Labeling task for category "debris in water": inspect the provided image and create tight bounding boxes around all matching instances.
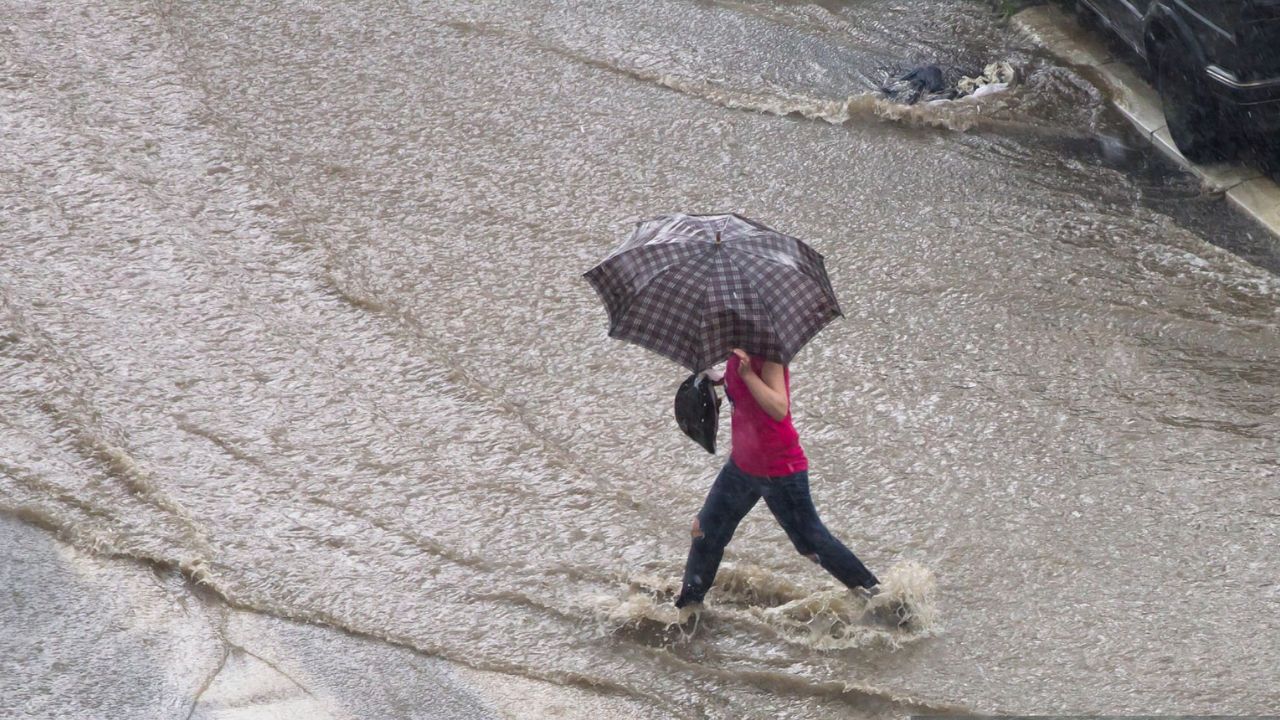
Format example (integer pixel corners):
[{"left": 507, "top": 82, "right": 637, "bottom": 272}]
[{"left": 881, "top": 61, "right": 1018, "bottom": 105}]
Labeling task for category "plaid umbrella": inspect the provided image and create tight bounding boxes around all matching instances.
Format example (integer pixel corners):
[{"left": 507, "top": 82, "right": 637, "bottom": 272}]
[{"left": 583, "top": 213, "right": 842, "bottom": 372}]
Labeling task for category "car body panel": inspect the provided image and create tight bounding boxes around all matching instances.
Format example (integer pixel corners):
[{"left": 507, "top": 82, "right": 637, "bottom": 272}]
[{"left": 1078, "top": 0, "right": 1280, "bottom": 132}]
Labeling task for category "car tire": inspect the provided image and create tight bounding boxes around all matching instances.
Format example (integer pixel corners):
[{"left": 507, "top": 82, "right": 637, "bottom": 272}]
[
  {"left": 1154, "top": 47, "right": 1231, "bottom": 163},
  {"left": 1073, "top": 1, "right": 1104, "bottom": 30}
]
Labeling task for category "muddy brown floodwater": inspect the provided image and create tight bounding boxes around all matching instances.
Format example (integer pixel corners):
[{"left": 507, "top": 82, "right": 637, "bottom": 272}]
[{"left": 2, "top": 0, "right": 1277, "bottom": 718}]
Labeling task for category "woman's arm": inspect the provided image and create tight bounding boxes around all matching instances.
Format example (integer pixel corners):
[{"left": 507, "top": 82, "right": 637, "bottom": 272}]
[{"left": 732, "top": 349, "right": 789, "bottom": 421}]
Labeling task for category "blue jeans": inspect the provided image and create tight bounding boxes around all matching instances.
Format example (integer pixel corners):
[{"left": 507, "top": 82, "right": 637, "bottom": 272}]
[{"left": 675, "top": 459, "right": 879, "bottom": 607}]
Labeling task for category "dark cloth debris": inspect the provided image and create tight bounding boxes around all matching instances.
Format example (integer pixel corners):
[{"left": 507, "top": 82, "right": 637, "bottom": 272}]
[{"left": 880, "top": 62, "right": 1017, "bottom": 105}]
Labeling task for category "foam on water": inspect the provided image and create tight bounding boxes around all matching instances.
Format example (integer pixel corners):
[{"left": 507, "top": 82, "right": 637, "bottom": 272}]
[{"left": 597, "top": 560, "right": 939, "bottom": 652}]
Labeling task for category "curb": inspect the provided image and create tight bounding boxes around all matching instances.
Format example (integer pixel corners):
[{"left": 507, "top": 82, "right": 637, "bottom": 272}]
[{"left": 1011, "top": 5, "right": 1280, "bottom": 245}]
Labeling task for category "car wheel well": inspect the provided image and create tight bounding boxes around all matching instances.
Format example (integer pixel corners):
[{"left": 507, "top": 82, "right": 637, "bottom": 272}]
[
  {"left": 1144, "top": 20, "right": 1174, "bottom": 66},
  {"left": 1150, "top": 24, "right": 1233, "bottom": 163}
]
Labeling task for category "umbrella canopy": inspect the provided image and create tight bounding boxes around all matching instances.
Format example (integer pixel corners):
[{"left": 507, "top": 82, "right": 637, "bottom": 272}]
[{"left": 583, "top": 213, "right": 842, "bottom": 372}]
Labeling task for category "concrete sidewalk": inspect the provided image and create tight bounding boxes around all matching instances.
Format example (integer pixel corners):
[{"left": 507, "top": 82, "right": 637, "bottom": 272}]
[{"left": 1012, "top": 5, "right": 1280, "bottom": 245}]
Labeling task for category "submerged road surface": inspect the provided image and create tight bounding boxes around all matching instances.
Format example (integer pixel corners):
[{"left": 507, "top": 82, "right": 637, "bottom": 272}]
[{"left": 2, "top": 0, "right": 1277, "bottom": 717}]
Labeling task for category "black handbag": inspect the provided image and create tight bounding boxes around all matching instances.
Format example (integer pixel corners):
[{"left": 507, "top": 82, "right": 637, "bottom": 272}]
[{"left": 674, "top": 373, "right": 722, "bottom": 454}]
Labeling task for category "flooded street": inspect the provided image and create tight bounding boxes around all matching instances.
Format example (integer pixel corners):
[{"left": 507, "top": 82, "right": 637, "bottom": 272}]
[{"left": 2, "top": 0, "right": 1278, "bottom": 717}]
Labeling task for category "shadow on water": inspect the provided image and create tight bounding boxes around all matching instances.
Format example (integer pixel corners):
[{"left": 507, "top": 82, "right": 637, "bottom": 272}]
[{"left": 1055, "top": 126, "right": 1280, "bottom": 274}]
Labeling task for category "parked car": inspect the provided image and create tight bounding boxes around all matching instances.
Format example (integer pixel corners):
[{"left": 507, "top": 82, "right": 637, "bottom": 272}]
[{"left": 1076, "top": 0, "right": 1280, "bottom": 162}]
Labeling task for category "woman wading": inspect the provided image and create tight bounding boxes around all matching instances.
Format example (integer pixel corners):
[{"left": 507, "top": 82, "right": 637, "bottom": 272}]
[
  {"left": 582, "top": 214, "right": 894, "bottom": 615},
  {"left": 674, "top": 348, "right": 880, "bottom": 609}
]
